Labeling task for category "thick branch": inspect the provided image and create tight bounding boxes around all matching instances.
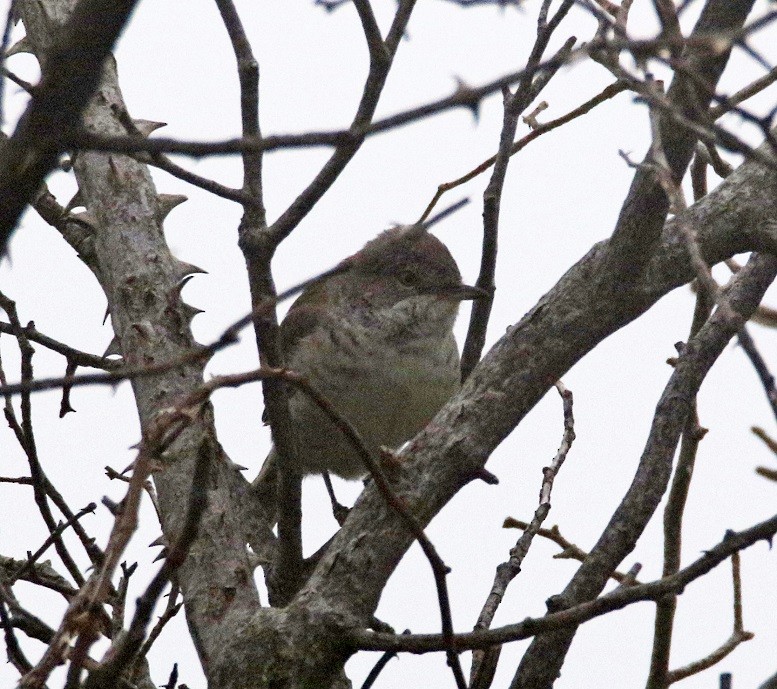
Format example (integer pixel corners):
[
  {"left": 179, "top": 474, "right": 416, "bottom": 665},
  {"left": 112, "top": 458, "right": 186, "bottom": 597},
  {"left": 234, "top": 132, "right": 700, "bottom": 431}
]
[
  {"left": 209, "top": 127, "right": 777, "bottom": 687},
  {"left": 603, "top": 0, "right": 755, "bottom": 280}
]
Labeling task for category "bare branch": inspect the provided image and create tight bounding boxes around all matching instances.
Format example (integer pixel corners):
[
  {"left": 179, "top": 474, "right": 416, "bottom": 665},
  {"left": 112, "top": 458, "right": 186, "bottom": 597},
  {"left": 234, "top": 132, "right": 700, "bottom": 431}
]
[
  {"left": 603, "top": 0, "right": 756, "bottom": 283},
  {"left": 646, "top": 289, "right": 712, "bottom": 689},
  {"left": 350, "top": 511, "right": 777, "bottom": 653},
  {"left": 460, "top": 13, "right": 576, "bottom": 379},
  {"left": 84, "top": 435, "right": 212, "bottom": 689},
  {"left": 419, "top": 81, "right": 628, "bottom": 227},
  {"left": 0, "top": 555, "right": 78, "bottom": 599},
  {"left": 0, "top": 322, "right": 121, "bottom": 370},
  {"left": 0, "top": 0, "right": 141, "bottom": 254},
  {"left": 511, "top": 248, "right": 776, "bottom": 688},
  {"left": 0, "top": 261, "right": 350, "bottom": 398},
  {"left": 665, "top": 554, "right": 754, "bottom": 683},
  {"left": 0, "top": 291, "right": 87, "bottom": 588},
  {"left": 8, "top": 502, "right": 97, "bottom": 586},
  {"left": 737, "top": 326, "right": 777, "bottom": 423},
  {"left": 470, "top": 381, "right": 575, "bottom": 688},
  {"left": 501, "top": 520, "right": 641, "bottom": 585},
  {"left": 266, "top": 0, "right": 417, "bottom": 247}
]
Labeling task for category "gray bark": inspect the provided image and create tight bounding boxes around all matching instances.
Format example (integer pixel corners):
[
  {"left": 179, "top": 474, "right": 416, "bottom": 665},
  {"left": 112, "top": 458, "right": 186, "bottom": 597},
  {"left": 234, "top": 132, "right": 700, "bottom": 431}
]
[{"left": 11, "top": 0, "right": 777, "bottom": 687}]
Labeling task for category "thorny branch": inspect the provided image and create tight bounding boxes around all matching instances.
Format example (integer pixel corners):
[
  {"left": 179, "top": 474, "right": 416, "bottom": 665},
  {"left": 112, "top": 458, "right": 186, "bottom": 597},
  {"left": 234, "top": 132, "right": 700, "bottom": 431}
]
[
  {"left": 0, "top": 0, "right": 777, "bottom": 686},
  {"left": 60, "top": 21, "right": 777, "bottom": 160},
  {"left": 511, "top": 247, "right": 777, "bottom": 689},
  {"left": 0, "top": 291, "right": 88, "bottom": 588},
  {"left": 8, "top": 502, "right": 97, "bottom": 586},
  {"left": 0, "top": 0, "right": 142, "bottom": 254},
  {"left": 18, "top": 371, "right": 217, "bottom": 688},
  {"left": 419, "top": 80, "right": 629, "bottom": 224},
  {"left": 0, "top": 262, "right": 350, "bottom": 399}
]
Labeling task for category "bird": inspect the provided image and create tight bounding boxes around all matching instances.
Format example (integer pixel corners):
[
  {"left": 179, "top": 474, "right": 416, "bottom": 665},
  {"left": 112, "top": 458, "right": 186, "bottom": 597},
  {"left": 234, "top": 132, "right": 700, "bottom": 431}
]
[{"left": 253, "top": 219, "right": 482, "bottom": 507}]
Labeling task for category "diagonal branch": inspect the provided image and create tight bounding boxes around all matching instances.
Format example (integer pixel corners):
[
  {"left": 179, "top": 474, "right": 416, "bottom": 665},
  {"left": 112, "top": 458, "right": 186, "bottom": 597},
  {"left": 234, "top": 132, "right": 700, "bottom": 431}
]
[
  {"left": 0, "top": 0, "right": 140, "bottom": 255},
  {"left": 461, "top": 0, "right": 575, "bottom": 379},
  {"left": 510, "top": 251, "right": 776, "bottom": 689},
  {"left": 603, "top": 0, "right": 756, "bottom": 281},
  {"left": 266, "top": 0, "right": 417, "bottom": 247}
]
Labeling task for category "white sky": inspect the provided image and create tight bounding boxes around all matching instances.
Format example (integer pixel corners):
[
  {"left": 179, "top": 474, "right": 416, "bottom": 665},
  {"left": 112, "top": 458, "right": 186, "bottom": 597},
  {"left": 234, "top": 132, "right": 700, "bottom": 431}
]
[{"left": 2, "top": 1, "right": 777, "bottom": 688}]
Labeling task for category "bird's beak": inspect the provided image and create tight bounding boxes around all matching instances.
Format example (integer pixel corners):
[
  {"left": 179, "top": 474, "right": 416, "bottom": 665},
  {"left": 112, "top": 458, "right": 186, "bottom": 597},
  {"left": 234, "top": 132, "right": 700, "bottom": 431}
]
[{"left": 440, "top": 284, "right": 490, "bottom": 301}]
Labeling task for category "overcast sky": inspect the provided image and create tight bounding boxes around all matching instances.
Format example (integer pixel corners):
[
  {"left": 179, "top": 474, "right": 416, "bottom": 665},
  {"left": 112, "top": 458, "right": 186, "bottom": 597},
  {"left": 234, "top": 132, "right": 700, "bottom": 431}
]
[{"left": 2, "top": 1, "right": 777, "bottom": 687}]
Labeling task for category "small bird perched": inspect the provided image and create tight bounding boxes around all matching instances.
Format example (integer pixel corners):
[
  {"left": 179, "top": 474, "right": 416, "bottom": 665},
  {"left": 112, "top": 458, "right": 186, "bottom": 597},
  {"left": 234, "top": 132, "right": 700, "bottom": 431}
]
[{"left": 254, "top": 220, "right": 482, "bottom": 499}]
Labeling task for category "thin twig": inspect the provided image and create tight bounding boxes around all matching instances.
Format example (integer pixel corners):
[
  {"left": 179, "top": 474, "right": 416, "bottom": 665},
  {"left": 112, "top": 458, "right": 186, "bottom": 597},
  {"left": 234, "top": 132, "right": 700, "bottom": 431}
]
[
  {"left": 266, "top": 0, "right": 417, "bottom": 248},
  {"left": 646, "top": 288, "right": 712, "bottom": 689},
  {"left": 0, "top": 555, "right": 78, "bottom": 598},
  {"left": 360, "top": 649, "right": 398, "bottom": 689},
  {"left": 418, "top": 81, "right": 628, "bottom": 225},
  {"left": 666, "top": 554, "right": 754, "bottom": 684},
  {"left": 8, "top": 502, "right": 97, "bottom": 585},
  {"left": 0, "top": 322, "right": 122, "bottom": 370},
  {"left": 112, "top": 562, "right": 137, "bottom": 639},
  {"left": 0, "top": 292, "right": 87, "bottom": 588},
  {"left": 84, "top": 435, "right": 212, "bottom": 688},
  {"left": 0, "top": 585, "right": 33, "bottom": 675},
  {"left": 105, "top": 465, "right": 162, "bottom": 522},
  {"left": 0, "top": 261, "right": 350, "bottom": 398},
  {"left": 461, "top": 2, "right": 576, "bottom": 380},
  {"left": 501, "top": 520, "right": 640, "bottom": 585},
  {"left": 470, "top": 381, "right": 575, "bottom": 688},
  {"left": 58, "top": 28, "right": 776, "bottom": 160},
  {"left": 134, "top": 583, "right": 181, "bottom": 664},
  {"left": 214, "top": 0, "right": 303, "bottom": 605},
  {"left": 0, "top": 475, "right": 33, "bottom": 484},
  {"left": 19, "top": 396, "right": 191, "bottom": 688},
  {"left": 350, "top": 511, "right": 777, "bottom": 654},
  {"left": 737, "top": 326, "right": 777, "bottom": 423},
  {"left": 709, "top": 66, "right": 777, "bottom": 120}
]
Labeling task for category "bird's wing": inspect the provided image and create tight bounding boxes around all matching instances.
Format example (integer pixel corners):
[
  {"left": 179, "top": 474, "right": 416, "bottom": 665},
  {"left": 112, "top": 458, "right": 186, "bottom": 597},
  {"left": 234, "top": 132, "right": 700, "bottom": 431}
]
[{"left": 261, "top": 285, "right": 332, "bottom": 425}]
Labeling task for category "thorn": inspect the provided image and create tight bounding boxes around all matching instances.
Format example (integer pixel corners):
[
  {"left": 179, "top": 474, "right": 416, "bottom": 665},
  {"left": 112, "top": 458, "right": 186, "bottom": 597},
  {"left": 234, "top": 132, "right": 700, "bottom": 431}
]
[
  {"left": 6, "top": 36, "right": 32, "bottom": 57},
  {"left": 62, "top": 190, "right": 84, "bottom": 215},
  {"left": 172, "top": 259, "right": 207, "bottom": 283},
  {"left": 452, "top": 76, "right": 480, "bottom": 123},
  {"left": 132, "top": 119, "right": 167, "bottom": 137},
  {"left": 149, "top": 534, "right": 167, "bottom": 548},
  {"left": 59, "top": 399, "right": 75, "bottom": 417},
  {"left": 69, "top": 210, "right": 98, "bottom": 230},
  {"left": 180, "top": 301, "right": 205, "bottom": 323},
  {"left": 156, "top": 194, "right": 187, "bottom": 223},
  {"left": 102, "top": 335, "right": 122, "bottom": 358},
  {"left": 153, "top": 547, "right": 169, "bottom": 563},
  {"left": 473, "top": 467, "right": 499, "bottom": 485}
]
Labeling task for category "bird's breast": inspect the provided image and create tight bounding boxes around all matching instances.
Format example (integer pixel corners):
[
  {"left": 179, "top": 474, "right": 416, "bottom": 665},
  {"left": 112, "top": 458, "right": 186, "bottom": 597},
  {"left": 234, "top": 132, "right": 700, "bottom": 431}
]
[{"left": 288, "top": 321, "right": 460, "bottom": 477}]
